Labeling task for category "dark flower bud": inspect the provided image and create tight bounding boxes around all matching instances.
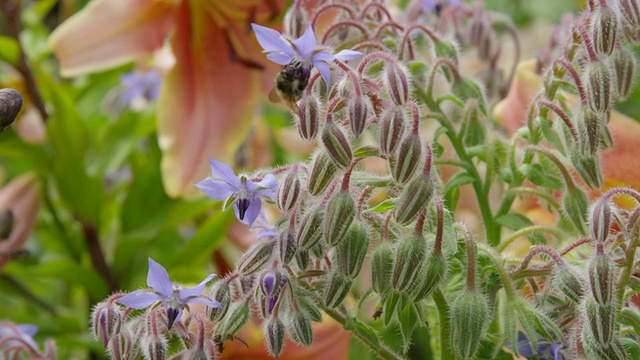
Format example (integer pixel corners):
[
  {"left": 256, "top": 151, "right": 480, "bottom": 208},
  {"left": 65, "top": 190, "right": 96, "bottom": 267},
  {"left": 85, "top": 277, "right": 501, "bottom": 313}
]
[
  {"left": 297, "top": 207, "right": 324, "bottom": 250},
  {"left": 91, "top": 297, "right": 124, "bottom": 347},
  {"left": 563, "top": 186, "right": 589, "bottom": 235},
  {"left": 279, "top": 227, "right": 297, "bottom": 265},
  {"left": 385, "top": 63, "right": 411, "bottom": 106},
  {"left": 295, "top": 249, "right": 309, "bottom": 270},
  {"left": 590, "top": 198, "right": 612, "bottom": 245},
  {"left": 393, "top": 133, "right": 422, "bottom": 185},
  {"left": 107, "top": 329, "right": 134, "bottom": 360},
  {"left": 237, "top": 241, "right": 274, "bottom": 276},
  {"left": 570, "top": 149, "right": 603, "bottom": 189},
  {"left": 323, "top": 190, "right": 356, "bottom": 247},
  {"left": 260, "top": 270, "right": 280, "bottom": 298},
  {"left": 391, "top": 232, "right": 427, "bottom": 293},
  {"left": 611, "top": 48, "right": 636, "bottom": 101},
  {"left": 324, "top": 271, "right": 353, "bottom": 307},
  {"left": 348, "top": 95, "right": 370, "bottom": 138},
  {"left": 143, "top": 338, "right": 167, "bottom": 360},
  {"left": 290, "top": 311, "right": 313, "bottom": 346},
  {"left": 450, "top": 291, "right": 489, "bottom": 360},
  {"left": 216, "top": 302, "right": 250, "bottom": 337},
  {"left": 412, "top": 252, "right": 448, "bottom": 301},
  {"left": 553, "top": 264, "right": 585, "bottom": 303},
  {"left": 296, "top": 95, "right": 320, "bottom": 140},
  {"left": 336, "top": 221, "right": 370, "bottom": 278},
  {"left": 308, "top": 152, "right": 337, "bottom": 196},
  {"left": 588, "top": 253, "right": 616, "bottom": 305},
  {"left": 583, "top": 61, "right": 613, "bottom": 114},
  {"left": 0, "top": 88, "right": 23, "bottom": 132},
  {"left": 371, "top": 242, "right": 394, "bottom": 295},
  {"left": 277, "top": 170, "right": 300, "bottom": 212},
  {"left": 379, "top": 106, "right": 406, "bottom": 155},
  {"left": 264, "top": 317, "right": 286, "bottom": 357},
  {"left": 583, "top": 296, "right": 617, "bottom": 345},
  {"left": 591, "top": 7, "right": 618, "bottom": 56},
  {"left": 208, "top": 280, "right": 231, "bottom": 321},
  {"left": 0, "top": 209, "right": 14, "bottom": 240},
  {"left": 394, "top": 175, "right": 434, "bottom": 225},
  {"left": 321, "top": 121, "right": 352, "bottom": 169}
]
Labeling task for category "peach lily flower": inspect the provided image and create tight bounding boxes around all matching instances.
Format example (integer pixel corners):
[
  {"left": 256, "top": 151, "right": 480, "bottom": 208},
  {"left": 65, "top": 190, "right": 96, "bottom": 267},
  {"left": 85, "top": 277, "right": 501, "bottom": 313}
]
[{"left": 49, "top": 0, "right": 284, "bottom": 198}]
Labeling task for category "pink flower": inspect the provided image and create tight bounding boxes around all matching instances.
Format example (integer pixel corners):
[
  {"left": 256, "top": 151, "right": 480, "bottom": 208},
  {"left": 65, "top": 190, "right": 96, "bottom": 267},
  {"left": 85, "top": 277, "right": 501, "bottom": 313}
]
[{"left": 49, "top": 0, "right": 285, "bottom": 198}]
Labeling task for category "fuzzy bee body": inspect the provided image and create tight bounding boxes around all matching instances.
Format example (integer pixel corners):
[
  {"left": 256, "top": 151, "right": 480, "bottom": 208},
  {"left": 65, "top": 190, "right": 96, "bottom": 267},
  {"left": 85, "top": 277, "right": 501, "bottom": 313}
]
[{"left": 269, "top": 61, "right": 311, "bottom": 111}]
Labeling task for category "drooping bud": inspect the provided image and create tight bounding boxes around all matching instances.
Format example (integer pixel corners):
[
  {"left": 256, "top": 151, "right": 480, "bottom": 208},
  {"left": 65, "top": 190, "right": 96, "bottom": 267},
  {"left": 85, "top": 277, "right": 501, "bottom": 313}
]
[
  {"left": 620, "top": 0, "right": 640, "bottom": 29},
  {"left": 394, "top": 175, "right": 434, "bottom": 225},
  {"left": 208, "top": 280, "right": 231, "bottom": 321},
  {"left": 379, "top": 106, "right": 406, "bottom": 155},
  {"left": 321, "top": 121, "right": 352, "bottom": 169},
  {"left": 563, "top": 186, "right": 589, "bottom": 235},
  {"left": 582, "top": 335, "right": 627, "bottom": 360},
  {"left": 279, "top": 227, "right": 297, "bottom": 265},
  {"left": 469, "top": 12, "right": 495, "bottom": 61},
  {"left": 391, "top": 232, "right": 427, "bottom": 293},
  {"left": 461, "top": 101, "right": 486, "bottom": 147},
  {"left": 583, "top": 61, "right": 613, "bottom": 114},
  {"left": 590, "top": 198, "right": 612, "bottom": 245},
  {"left": 553, "top": 264, "right": 585, "bottom": 303},
  {"left": 435, "top": 40, "right": 459, "bottom": 66},
  {"left": 450, "top": 291, "right": 489, "bottom": 360},
  {"left": 323, "top": 190, "right": 356, "bottom": 247},
  {"left": 0, "top": 209, "right": 14, "bottom": 239},
  {"left": 277, "top": 170, "right": 300, "bottom": 212},
  {"left": 348, "top": 95, "right": 370, "bottom": 138},
  {"left": 336, "top": 221, "right": 370, "bottom": 278},
  {"left": 0, "top": 88, "right": 23, "bottom": 132},
  {"left": 284, "top": 3, "right": 307, "bottom": 38},
  {"left": 611, "top": 48, "right": 636, "bottom": 101},
  {"left": 216, "top": 302, "right": 250, "bottom": 338},
  {"left": 308, "top": 152, "right": 337, "bottom": 196},
  {"left": 591, "top": 6, "right": 618, "bottom": 56},
  {"left": 295, "top": 249, "right": 309, "bottom": 270},
  {"left": 385, "top": 63, "right": 411, "bottom": 105},
  {"left": 289, "top": 311, "right": 313, "bottom": 346},
  {"left": 583, "top": 296, "right": 617, "bottom": 345},
  {"left": 576, "top": 108, "right": 604, "bottom": 155},
  {"left": 324, "top": 271, "right": 353, "bottom": 307},
  {"left": 296, "top": 95, "right": 320, "bottom": 140},
  {"left": 260, "top": 270, "right": 281, "bottom": 298},
  {"left": 393, "top": 133, "right": 422, "bottom": 184},
  {"left": 107, "top": 328, "right": 134, "bottom": 360},
  {"left": 588, "top": 253, "right": 616, "bottom": 305},
  {"left": 236, "top": 241, "right": 274, "bottom": 276},
  {"left": 570, "top": 149, "right": 603, "bottom": 189},
  {"left": 297, "top": 207, "right": 324, "bottom": 250},
  {"left": 143, "top": 311, "right": 167, "bottom": 360},
  {"left": 412, "top": 253, "right": 448, "bottom": 301},
  {"left": 264, "top": 317, "right": 286, "bottom": 357},
  {"left": 371, "top": 242, "right": 394, "bottom": 295},
  {"left": 91, "top": 297, "right": 125, "bottom": 347}
]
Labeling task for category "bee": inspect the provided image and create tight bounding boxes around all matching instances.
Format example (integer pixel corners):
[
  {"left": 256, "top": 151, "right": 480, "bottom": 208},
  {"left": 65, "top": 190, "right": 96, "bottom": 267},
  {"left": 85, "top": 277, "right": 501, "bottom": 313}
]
[{"left": 269, "top": 61, "right": 311, "bottom": 112}]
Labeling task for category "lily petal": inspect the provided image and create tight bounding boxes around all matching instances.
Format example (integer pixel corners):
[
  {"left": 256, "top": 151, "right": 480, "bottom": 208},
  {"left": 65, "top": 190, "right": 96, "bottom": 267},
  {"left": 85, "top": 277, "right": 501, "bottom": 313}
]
[
  {"left": 49, "top": 0, "right": 176, "bottom": 77},
  {"left": 146, "top": 257, "right": 173, "bottom": 297},
  {"left": 117, "top": 291, "right": 163, "bottom": 309}
]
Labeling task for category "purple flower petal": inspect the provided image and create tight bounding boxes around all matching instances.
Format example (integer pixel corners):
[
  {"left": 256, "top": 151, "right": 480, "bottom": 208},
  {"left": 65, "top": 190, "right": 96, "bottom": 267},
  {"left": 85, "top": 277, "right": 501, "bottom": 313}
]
[
  {"left": 238, "top": 198, "right": 262, "bottom": 228},
  {"left": 254, "top": 173, "right": 278, "bottom": 196},
  {"left": 267, "top": 52, "right": 295, "bottom": 65},
  {"left": 117, "top": 291, "right": 163, "bottom": 309},
  {"left": 208, "top": 159, "right": 241, "bottom": 188},
  {"left": 252, "top": 23, "right": 295, "bottom": 56},
  {"left": 194, "top": 178, "right": 236, "bottom": 201},
  {"left": 178, "top": 274, "right": 216, "bottom": 300},
  {"left": 146, "top": 258, "right": 173, "bottom": 297},
  {"left": 185, "top": 297, "right": 223, "bottom": 309},
  {"left": 314, "top": 61, "right": 333, "bottom": 88},
  {"left": 16, "top": 324, "right": 38, "bottom": 337},
  {"left": 292, "top": 25, "right": 317, "bottom": 59},
  {"left": 334, "top": 49, "right": 364, "bottom": 61}
]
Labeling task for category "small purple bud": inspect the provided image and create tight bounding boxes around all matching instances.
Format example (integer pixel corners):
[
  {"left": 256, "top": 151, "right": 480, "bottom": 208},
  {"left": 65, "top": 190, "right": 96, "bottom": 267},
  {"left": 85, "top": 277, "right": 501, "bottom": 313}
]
[
  {"left": 323, "top": 190, "right": 356, "bottom": 247},
  {"left": 321, "top": 121, "right": 353, "bottom": 169},
  {"left": 236, "top": 241, "right": 275, "bottom": 276},
  {"left": 591, "top": 7, "right": 618, "bottom": 56},
  {"left": 348, "top": 95, "right": 370, "bottom": 138},
  {"left": 385, "top": 64, "right": 411, "bottom": 106},
  {"left": 296, "top": 95, "right": 320, "bottom": 140},
  {"left": 308, "top": 152, "right": 338, "bottom": 196},
  {"left": 277, "top": 170, "right": 301, "bottom": 212},
  {"left": 0, "top": 88, "right": 23, "bottom": 132},
  {"left": 576, "top": 108, "right": 604, "bottom": 155},
  {"left": 379, "top": 106, "right": 407, "bottom": 155},
  {"left": 142, "top": 312, "right": 167, "bottom": 360},
  {"left": 260, "top": 271, "right": 280, "bottom": 298},
  {"left": 91, "top": 296, "right": 124, "bottom": 348}
]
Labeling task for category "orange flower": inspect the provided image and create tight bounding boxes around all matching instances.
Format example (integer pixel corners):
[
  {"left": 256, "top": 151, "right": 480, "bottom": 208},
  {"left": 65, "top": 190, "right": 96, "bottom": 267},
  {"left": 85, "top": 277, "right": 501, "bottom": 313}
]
[{"left": 49, "top": 0, "right": 284, "bottom": 198}]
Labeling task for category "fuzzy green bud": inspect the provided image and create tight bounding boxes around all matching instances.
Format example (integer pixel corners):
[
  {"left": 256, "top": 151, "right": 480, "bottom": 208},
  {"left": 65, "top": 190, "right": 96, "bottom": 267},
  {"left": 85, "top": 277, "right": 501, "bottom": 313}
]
[
  {"left": 289, "top": 311, "right": 313, "bottom": 346},
  {"left": 336, "top": 221, "right": 370, "bottom": 278},
  {"left": 324, "top": 271, "right": 353, "bottom": 308},
  {"left": 295, "top": 249, "right": 309, "bottom": 270},
  {"left": 577, "top": 108, "right": 604, "bottom": 155},
  {"left": 0, "top": 88, "right": 23, "bottom": 132},
  {"left": 590, "top": 198, "right": 612, "bottom": 245},
  {"left": 588, "top": 253, "right": 616, "bottom": 305},
  {"left": 553, "top": 264, "right": 584, "bottom": 303},
  {"left": 349, "top": 95, "right": 370, "bottom": 138},
  {"left": 435, "top": 40, "right": 459, "bottom": 81},
  {"left": 297, "top": 207, "right": 324, "bottom": 250},
  {"left": 323, "top": 190, "right": 355, "bottom": 247},
  {"left": 584, "top": 61, "right": 613, "bottom": 114},
  {"left": 207, "top": 280, "right": 231, "bottom": 321},
  {"left": 277, "top": 170, "right": 300, "bottom": 212},
  {"left": 0, "top": 209, "right": 14, "bottom": 239},
  {"left": 393, "top": 133, "right": 422, "bottom": 184},
  {"left": 236, "top": 241, "right": 274, "bottom": 276},
  {"left": 582, "top": 336, "right": 628, "bottom": 360},
  {"left": 321, "top": 121, "right": 352, "bottom": 169},
  {"left": 379, "top": 106, "right": 406, "bottom": 156},
  {"left": 461, "top": 101, "right": 486, "bottom": 147},
  {"left": 296, "top": 94, "right": 320, "bottom": 140},
  {"left": 391, "top": 233, "right": 427, "bottom": 293},
  {"left": 308, "top": 153, "right": 337, "bottom": 196},
  {"left": 450, "top": 291, "right": 489, "bottom": 360},
  {"left": 394, "top": 175, "right": 434, "bottom": 225},
  {"left": 264, "top": 317, "right": 286, "bottom": 358},
  {"left": 592, "top": 7, "right": 618, "bottom": 56},
  {"left": 570, "top": 149, "right": 603, "bottom": 189},
  {"left": 412, "top": 253, "right": 448, "bottom": 301},
  {"left": 217, "top": 302, "right": 250, "bottom": 338},
  {"left": 583, "top": 296, "right": 617, "bottom": 345},
  {"left": 279, "top": 227, "right": 297, "bottom": 265},
  {"left": 385, "top": 63, "right": 410, "bottom": 106},
  {"left": 563, "top": 186, "right": 589, "bottom": 235},
  {"left": 612, "top": 48, "right": 636, "bottom": 101},
  {"left": 371, "top": 242, "right": 394, "bottom": 295}
]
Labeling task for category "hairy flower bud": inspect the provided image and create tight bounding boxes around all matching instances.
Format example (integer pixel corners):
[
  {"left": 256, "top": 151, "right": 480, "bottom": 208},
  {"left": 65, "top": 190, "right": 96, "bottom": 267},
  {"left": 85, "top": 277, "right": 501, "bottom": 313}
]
[
  {"left": 592, "top": 7, "right": 618, "bottom": 56},
  {"left": 336, "top": 221, "right": 370, "bottom": 278},
  {"left": 321, "top": 121, "right": 352, "bottom": 168},
  {"left": 583, "top": 296, "right": 617, "bottom": 345},
  {"left": 582, "top": 335, "right": 627, "bottom": 360},
  {"left": 385, "top": 63, "right": 411, "bottom": 106},
  {"left": 349, "top": 95, "right": 370, "bottom": 138},
  {"left": 277, "top": 170, "right": 300, "bottom": 212},
  {"left": 412, "top": 252, "right": 448, "bottom": 301},
  {"left": 570, "top": 149, "right": 603, "bottom": 189},
  {"left": 450, "top": 291, "right": 489, "bottom": 360},
  {"left": 324, "top": 272, "right": 353, "bottom": 307},
  {"left": 393, "top": 133, "right": 422, "bottom": 184},
  {"left": 296, "top": 95, "right": 320, "bottom": 139},
  {"left": 295, "top": 249, "right": 309, "bottom": 270},
  {"left": 260, "top": 270, "right": 280, "bottom": 298},
  {"left": 583, "top": 61, "right": 613, "bottom": 114},
  {"left": 284, "top": 3, "right": 307, "bottom": 38},
  {"left": 0, "top": 88, "right": 23, "bottom": 132},
  {"left": 207, "top": 280, "right": 231, "bottom": 321},
  {"left": 435, "top": 40, "right": 459, "bottom": 65},
  {"left": 217, "top": 302, "right": 250, "bottom": 337},
  {"left": 297, "top": 207, "right": 324, "bottom": 250},
  {"left": 324, "top": 190, "right": 356, "bottom": 247},
  {"left": 264, "top": 317, "right": 286, "bottom": 357},
  {"left": 588, "top": 253, "right": 616, "bottom": 305},
  {"left": 308, "top": 152, "right": 337, "bottom": 196},
  {"left": 379, "top": 106, "right": 406, "bottom": 155},
  {"left": 611, "top": 48, "right": 636, "bottom": 101},
  {"left": 563, "top": 186, "right": 589, "bottom": 234},
  {"left": 371, "top": 242, "right": 394, "bottom": 295},
  {"left": 461, "top": 101, "right": 486, "bottom": 147},
  {"left": 91, "top": 297, "right": 124, "bottom": 347},
  {"left": 577, "top": 108, "right": 604, "bottom": 155},
  {"left": 590, "top": 198, "right": 612, "bottom": 245},
  {"left": 394, "top": 175, "right": 434, "bottom": 225},
  {"left": 107, "top": 329, "right": 135, "bottom": 360},
  {"left": 290, "top": 311, "right": 313, "bottom": 346},
  {"left": 237, "top": 241, "right": 274, "bottom": 276},
  {"left": 391, "top": 233, "right": 427, "bottom": 293},
  {"left": 553, "top": 264, "right": 585, "bottom": 303},
  {"left": 279, "top": 227, "right": 297, "bottom": 265},
  {"left": 0, "top": 209, "right": 14, "bottom": 239}
]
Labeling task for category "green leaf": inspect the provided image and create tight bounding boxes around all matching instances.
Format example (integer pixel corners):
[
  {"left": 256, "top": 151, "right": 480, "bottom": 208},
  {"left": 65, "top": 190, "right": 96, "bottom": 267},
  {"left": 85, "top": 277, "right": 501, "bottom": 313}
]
[
  {"left": 384, "top": 291, "right": 401, "bottom": 326},
  {"left": 32, "top": 259, "right": 109, "bottom": 302},
  {"left": 496, "top": 213, "right": 533, "bottom": 230},
  {"left": 364, "top": 198, "right": 397, "bottom": 213},
  {"left": 538, "top": 117, "right": 566, "bottom": 155},
  {"left": 354, "top": 145, "right": 380, "bottom": 158},
  {"left": 345, "top": 315, "right": 380, "bottom": 349},
  {"left": 620, "top": 307, "right": 640, "bottom": 335},
  {"left": 0, "top": 36, "right": 19, "bottom": 65},
  {"left": 399, "top": 304, "right": 419, "bottom": 353},
  {"left": 621, "top": 337, "right": 640, "bottom": 358},
  {"left": 443, "top": 172, "right": 475, "bottom": 194}
]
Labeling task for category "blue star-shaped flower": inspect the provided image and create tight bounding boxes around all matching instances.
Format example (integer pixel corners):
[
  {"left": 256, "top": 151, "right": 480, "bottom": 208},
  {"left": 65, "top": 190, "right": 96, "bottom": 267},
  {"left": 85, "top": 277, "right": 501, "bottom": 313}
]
[
  {"left": 195, "top": 159, "right": 277, "bottom": 227},
  {"left": 422, "top": 0, "right": 462, "bottom": 13},
  {"left": 507, "top": 332, "right": 565, "bottom": 360},
  {"left": 251, "top": 23, "right": 363, "bottom": 87},
  {"left": 117, "top": 258, "right": 221, "bottom": 329}
]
